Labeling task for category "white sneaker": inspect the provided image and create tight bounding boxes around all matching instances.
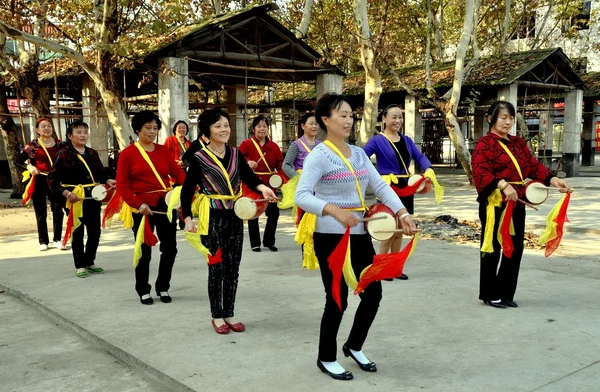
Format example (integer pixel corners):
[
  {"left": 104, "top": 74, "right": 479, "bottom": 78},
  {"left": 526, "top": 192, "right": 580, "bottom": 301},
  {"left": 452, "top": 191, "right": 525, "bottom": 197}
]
[
  {"left": 39, "top": 244, "right": 49, "bottom": 251},
  {"left": 53, "top": 241, "right": 66, "bottom": 250}
]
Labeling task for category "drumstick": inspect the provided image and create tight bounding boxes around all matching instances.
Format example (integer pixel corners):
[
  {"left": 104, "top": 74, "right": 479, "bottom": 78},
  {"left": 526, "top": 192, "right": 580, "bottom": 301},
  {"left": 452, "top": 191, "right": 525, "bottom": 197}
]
[
  {"left": 150, "top": 211, "right": 169, "bottom": 215},
  {"left": 373, "top": 229, "right": 422, "bottom": 234},
  {"left": 359, "top": 216, "right": 387, "bottom": 222},
  {"left": 253, "top": 198, "right": 278, "bottom": 202},
  {"left": 531, "top": 184, "right": 573, "bottom": 192},
  {"left": 517, "top": 199, "right": 539, "bottom": 211}
]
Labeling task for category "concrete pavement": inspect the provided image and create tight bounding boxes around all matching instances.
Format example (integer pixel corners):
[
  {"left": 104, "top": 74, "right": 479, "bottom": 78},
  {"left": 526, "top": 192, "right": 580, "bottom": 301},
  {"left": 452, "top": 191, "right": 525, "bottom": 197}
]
[{"left": 0, "top": 173, "right": 599, "bottom": 391}]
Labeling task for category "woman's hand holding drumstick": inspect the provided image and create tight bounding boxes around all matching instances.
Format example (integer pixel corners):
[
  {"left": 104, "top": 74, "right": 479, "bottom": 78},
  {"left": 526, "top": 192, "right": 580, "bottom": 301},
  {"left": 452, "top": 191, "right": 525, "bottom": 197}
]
[
  {"left": 256, "top": 184, "right": 278, "bottom": 202},
  {"left": 397, "top": 209, "right": 419, "bottom": 236},
  {"left": 550, "top": 177, "right": 572, "bottom": 193},
  {"left": 324, "top": 204, "right": 361, "bottom": 228},
  {"left": 183, "top": 217, "right": 196, "bottom": 233}
]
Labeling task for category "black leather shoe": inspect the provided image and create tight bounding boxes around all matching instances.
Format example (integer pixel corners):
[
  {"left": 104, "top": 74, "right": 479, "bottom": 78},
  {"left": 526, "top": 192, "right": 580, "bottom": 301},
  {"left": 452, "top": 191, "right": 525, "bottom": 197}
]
[
  {"left": 396, "top": 274, "right": 409, "bottom": 280},
  {"left": 342, "top": 344, "right": 377, "bottom": 372},
  {"left": 157, "top": 292, "right": 172, "bottom": 303},
  {"left": 483, "top": 300, "right": 507, "bottom": 309},
  {"left": 251, "top": 247, "right": 261, "bottom": 252},
  {"left": 383, "top": 278, "right": 393, "bottom": 281},
  {"left": 265, "top": 245, "right": 278, "bottom": 252},
  {"left": 503, "top": 300, "right": 518, "bottom": 308},
  {"left": 140, "top": 294, "right": 153, "bottom": 305},
  {"left": 317, "top": 360, "right": 354, "bottom": 380}
]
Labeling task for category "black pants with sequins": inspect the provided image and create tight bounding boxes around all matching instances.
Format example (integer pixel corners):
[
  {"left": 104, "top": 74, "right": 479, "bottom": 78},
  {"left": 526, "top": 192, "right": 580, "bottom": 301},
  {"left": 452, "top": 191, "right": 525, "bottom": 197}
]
[{"left": 202, "top": 210, "right": 244, "bottom": 319}]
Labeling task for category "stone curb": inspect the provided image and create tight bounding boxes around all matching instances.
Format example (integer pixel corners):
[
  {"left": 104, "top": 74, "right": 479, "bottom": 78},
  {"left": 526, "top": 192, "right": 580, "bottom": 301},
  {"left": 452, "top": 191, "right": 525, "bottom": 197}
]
[{"left": 0, "top": 283, "right": 197, "bottom": 392}]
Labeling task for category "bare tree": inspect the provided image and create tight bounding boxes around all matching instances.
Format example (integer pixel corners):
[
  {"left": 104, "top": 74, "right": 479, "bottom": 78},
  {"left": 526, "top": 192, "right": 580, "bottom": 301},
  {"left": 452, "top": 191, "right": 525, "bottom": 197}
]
[{"left": 212, "top": 0, "right": 221, "bottom": 14}]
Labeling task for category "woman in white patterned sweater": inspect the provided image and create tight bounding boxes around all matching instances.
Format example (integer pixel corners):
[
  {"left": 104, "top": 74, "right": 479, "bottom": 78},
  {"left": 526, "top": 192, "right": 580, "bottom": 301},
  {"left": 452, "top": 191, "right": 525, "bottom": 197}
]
[{"left": 295, "top": 93, "right": 418, "bottom": 381}]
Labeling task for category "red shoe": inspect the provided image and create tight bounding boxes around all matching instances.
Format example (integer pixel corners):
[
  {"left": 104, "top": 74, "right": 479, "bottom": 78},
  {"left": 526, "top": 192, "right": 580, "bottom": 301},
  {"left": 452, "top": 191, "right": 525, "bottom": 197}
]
[
  {"left": 211, "top": 319, "right": 230, "bottom": 334},
  {"left": 225, "top": 321, "right": 246, "bottom": 332}
]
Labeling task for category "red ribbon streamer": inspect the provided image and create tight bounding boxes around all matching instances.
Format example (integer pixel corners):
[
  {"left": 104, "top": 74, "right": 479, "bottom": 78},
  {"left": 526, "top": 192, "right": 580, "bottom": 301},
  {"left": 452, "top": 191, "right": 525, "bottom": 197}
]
[
  {"left": 545, "top": 193, "right": 571, "bottom": 257},
  {"left": 22, "top": 177, "right": 35, "bottom": 205},
  {"left": 392, "top": 177, "right": 426, "bottom": 198},
  {"left": 499, "top": 201, "right": 515, "bottom": 258},
  {"left": 296, "top": 207, "right": 304, "bottom": 226},
  {"left": 354, "top": 236, "right": 416, "bottom": 295},
  {"left": 101, "top": 190, "right": 123, "bottom": 229},
  {"left": 62, "top": 208, "right": 74, "bottom": 247},
  {"left": 327, "top": 227, "right": 351, "bottom": 311},
  {"left": 143, "top": 217, "right": 158, "bottom": 247},
  {"left": 208, "top": 248, "right": 223, "bottom": 265}
]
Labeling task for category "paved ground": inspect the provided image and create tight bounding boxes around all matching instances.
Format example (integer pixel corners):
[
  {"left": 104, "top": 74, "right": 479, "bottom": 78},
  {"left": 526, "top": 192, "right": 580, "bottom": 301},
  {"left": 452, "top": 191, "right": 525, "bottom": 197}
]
[{"left": 0, "top": 173, "right": 599, "bottom": 392}]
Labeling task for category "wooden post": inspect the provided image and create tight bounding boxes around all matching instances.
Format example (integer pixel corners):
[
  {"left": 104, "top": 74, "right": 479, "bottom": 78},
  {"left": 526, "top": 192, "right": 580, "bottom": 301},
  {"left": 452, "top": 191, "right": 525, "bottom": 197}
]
[{"left": 53, "top": 59, "right": 62, "bottom": 140}]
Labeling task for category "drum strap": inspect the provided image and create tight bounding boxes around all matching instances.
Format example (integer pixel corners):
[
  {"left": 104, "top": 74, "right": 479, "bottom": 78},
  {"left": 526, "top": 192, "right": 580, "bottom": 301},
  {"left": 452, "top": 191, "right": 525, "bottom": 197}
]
[
  {"left": 250, "top": 138, "right": 274, "bottom": 174},
  {"left": 381, "top": 134, "right": 410, "bottom": 176},
  {"left": 134, "top": 142, "right": 168, "bottom": 191},
  {"left": 38, "top": 141, "right": 54, "bottom": 167},
  {"left": 76, "top": 153, "right": 97, "bottom": 184},
  {"left": 177, "top": 138, "right": 188, "bottom": 154},
  {"left": 496, "top": 141, "right": 524, "bottom": 184},
  {"left": 323, "top": 141, "right": 367, "bottom": 211},
  {"left": 298, "top": 138, "right": 312, "bottom": 153}
]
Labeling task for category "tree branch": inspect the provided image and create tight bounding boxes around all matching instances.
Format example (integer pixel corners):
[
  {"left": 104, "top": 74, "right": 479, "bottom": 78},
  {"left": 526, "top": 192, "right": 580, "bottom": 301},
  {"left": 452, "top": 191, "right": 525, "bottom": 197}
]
[{"left": 296, "top": 0, "right": 314, "bottom": 39}]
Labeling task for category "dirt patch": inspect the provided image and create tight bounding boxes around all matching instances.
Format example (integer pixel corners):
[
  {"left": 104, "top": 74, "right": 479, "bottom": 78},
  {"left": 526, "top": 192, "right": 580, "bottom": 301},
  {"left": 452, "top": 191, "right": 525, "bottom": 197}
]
[
  {"left": 419, "top": 214, "right": 544, "bottom": 250},
  {"left": 0, "top": 205, "right": 41, "bottom": 237}
]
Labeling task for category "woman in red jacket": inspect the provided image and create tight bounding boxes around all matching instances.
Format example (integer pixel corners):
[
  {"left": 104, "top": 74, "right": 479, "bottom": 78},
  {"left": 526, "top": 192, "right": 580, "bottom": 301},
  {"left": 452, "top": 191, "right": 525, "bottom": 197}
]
[
  {"left": 238, "top": 115, "right": 283, "bottom": 252},
  {"left": 472, "top": 101, "right": 570, "bottom": 309},
  {"left": 17, "top": 118, "right": 66, "bottom": 251},
  {"left": 163, "top": 120, "right": 192, "bottom": 167},
  {"left": 116, "top": 111, "right": 186, "bottom": 305}
]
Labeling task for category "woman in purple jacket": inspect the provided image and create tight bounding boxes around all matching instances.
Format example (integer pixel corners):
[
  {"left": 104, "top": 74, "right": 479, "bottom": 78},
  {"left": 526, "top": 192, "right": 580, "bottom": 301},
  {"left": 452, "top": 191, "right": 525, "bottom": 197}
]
[{"left": 363, "top": 104, "right": 434, "bottom": 281}]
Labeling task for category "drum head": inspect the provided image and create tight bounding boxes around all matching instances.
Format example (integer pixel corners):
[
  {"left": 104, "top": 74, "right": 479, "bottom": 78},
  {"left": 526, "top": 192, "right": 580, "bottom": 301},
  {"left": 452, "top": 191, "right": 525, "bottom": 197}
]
[
  {"left": 407, "top": 174, "right": 425, "bottom": 193},
  {"left": 165, "top": 190, "right": 181, "bottom": 209},
  {"left": 91, "top": 185, "right": 108, "bottom": 201},
  {"left": 525, "top": 182, "right": 549, "bottom": 205},
  {"left": 269, "top": 174, "right": 283, "bottom": 189},
  {"left": 234, "top": 198, "right": 258, "bottom": 220},
  {"left": 367, "top": 212, "right": 397, "bottom": 241}
]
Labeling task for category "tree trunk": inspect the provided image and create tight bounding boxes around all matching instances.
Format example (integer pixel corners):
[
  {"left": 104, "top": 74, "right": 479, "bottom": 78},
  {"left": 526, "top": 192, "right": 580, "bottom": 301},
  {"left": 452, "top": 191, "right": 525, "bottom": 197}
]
[
  {"left": 0, "top": 79, "right": 25, "bottom": 196},
  {"left": 442, "top": 0, "right": 477, "bottom": 182},
  {"left": 18, "top": 64, "right": 51, "bottom": 120},
  {"left": 212, "top": 0, "right": 221, "bottom": 14},
  {"left": 296, "top": 0, "right": 315, "bottom": 38},
  {"left": 500, "top": 0, "right": 512, "bottom": 53},
  {"left": 353, "top": 0, "right": 382, "bottom": 146}
]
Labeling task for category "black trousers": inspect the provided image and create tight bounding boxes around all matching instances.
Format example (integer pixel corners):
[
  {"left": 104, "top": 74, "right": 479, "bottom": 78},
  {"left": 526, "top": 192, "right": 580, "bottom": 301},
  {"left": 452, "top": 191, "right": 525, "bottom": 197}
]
[
  {"left": 314, "top": 232, "right": 382, "bottom": 362},
  {"left": 248, "top": 202, "right": 279, "bottom": 248},
  {"left": 131, "top": 199, "right": 177, "bottom": 297},
  {"left": 478, "top": 202, "right": 526, "bottom": 301},
  {"left": 71, "top": 200, "right": 102, "bottom": 269},
  {"left": 32, "top": 176, "right": 65, "bottom": 244},
  {"left": 202, "top": 210, "right": 244, "bottom": 318}
]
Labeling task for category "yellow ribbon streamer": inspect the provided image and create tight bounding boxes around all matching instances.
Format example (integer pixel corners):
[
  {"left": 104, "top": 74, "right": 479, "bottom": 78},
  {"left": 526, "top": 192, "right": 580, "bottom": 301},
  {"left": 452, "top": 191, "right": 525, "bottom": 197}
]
[
  {"left": 295, "top": 212, "right": 319, "bottom": 270},
  {"left": 424, "top": 168, "right": 444, "bottom": 205},
  {"left": 66, "top": 185, "right": 86, "bottom": 239},
  {"left": 481, "top": 189, "right": 503, "bottom": 253},
  {"left": 119, "top": 203, "right": 137, "bottom": 228},
  {"left": 166, "top": 186, "right": 182, "bottom": 223},
  {"left": 184, "top": 231, "right": 211, "bottom": 257},
  {"left": 133, "top": 215, "right": 146, "bottom": 268},
  {"left": 538, "top": 194, "right": 568, "bottom": 246},
  {"left": 278, "top": 169, "right": 301, "bottom": 210},
  {"left": 342, "top": 242, "right": 358, "bottom": 291}
]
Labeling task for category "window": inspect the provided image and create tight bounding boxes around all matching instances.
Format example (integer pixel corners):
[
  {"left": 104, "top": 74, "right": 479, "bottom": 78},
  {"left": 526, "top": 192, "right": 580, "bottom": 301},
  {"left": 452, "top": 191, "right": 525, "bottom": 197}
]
[
  {"left": 573, "top": 0, "right": 591, "bottom": 30},
  {"left": 517, "top": 13, "right": 536, "bottom": 39},
  {"left": 572, "top": 57, "right": 588, "bottom": 73}
]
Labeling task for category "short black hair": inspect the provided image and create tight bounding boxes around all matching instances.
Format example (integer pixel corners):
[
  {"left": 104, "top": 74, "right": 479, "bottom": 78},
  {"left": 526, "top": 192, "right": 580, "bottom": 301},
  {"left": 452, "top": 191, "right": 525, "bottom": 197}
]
[
  {"left": 297, "top": 112, "right": 315, "bottom": 138},
  {"left": 315, "top": 93, "right": 349, "bottom": 131},
  {"left": 251, "top": 115, "right": 270, "bottom": 132},
  {"left": 131, "top": 111, "right": 161, "bottom": 135},
  {"left": 66, "top": 121, "right": 89, "bottom": 137},
  {"left": 172, "top": 120, "right": 189, "bottom": 135},
  {"left": 198, "top": 109, "right": 230, "bottom": 138},
  {"left": 487, "top": 101, "right": 516, "bottom": 126}
]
